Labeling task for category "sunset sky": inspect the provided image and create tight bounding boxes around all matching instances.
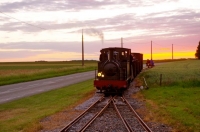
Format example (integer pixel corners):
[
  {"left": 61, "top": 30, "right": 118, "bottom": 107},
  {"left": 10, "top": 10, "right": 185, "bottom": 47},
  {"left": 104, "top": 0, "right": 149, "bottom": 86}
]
[{"left": 0, "top": 0, "right": 200, "bottom": 62}]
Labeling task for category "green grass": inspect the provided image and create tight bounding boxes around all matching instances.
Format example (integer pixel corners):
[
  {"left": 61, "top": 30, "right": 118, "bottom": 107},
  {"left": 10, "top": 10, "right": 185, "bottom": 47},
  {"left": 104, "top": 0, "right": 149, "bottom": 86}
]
[
  {"left": 138, "top": 60, "right": 200, "bottom": 131},
  {"left": 0, "top": 79, "right": 95, "bottom": 132},
  {"left": 142, "top": 60, "right": 200, "bottom": 87},
  {"left": 0, "top": 61, "right": 97, "bottom": 86}
]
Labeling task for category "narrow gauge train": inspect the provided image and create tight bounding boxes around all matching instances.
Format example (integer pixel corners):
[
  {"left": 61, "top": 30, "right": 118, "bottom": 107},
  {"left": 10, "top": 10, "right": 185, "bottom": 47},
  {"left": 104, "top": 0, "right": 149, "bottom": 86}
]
[{"left": 94, "top": 47, "right": 143, "bottom": 94}]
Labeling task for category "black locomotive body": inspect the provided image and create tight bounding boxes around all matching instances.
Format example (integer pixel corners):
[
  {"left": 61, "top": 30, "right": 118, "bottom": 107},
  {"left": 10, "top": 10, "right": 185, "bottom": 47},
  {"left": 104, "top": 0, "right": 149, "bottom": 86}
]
[{"left": 94, "top": 47, "right": 143, "bottom": 93}]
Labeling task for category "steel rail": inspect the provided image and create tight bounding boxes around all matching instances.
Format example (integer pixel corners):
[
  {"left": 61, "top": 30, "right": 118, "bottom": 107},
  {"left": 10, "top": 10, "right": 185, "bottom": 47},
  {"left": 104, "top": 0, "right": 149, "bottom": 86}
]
[
  {"left": 122, "top": 96, "right": 152, "bottom": 132},
  {"left": 112, "top": 98, "right": 133, "bottom": 132},
  {"left": 60, "top": 96, "right": 104, "bottom": 132},
  {"left": 79, "top": 97, "right": 112, "bottom": 132}
]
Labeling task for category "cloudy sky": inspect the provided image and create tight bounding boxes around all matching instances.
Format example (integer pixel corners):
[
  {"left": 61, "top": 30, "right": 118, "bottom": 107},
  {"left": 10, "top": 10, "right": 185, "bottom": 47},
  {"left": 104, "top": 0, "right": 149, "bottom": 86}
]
[{"left": 0, "top": 0, "right": 200, "bottom": 62}]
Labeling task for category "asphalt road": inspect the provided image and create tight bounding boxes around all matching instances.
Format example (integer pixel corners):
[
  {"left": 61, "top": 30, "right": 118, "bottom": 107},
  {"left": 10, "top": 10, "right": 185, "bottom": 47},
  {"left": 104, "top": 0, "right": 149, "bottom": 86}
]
[
  {"left": 0, "top": 71, "right": 95, "bottom": 104},
  {"left": 0, "top": 63, "right": 156, "bottom": 104}
]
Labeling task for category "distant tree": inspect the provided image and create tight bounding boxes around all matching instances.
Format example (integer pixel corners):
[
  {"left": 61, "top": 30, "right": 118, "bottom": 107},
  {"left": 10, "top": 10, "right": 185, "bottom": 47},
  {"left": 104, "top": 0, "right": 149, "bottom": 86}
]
[{"left": 195, "top": 41, "right": 200, "bottom": 59}]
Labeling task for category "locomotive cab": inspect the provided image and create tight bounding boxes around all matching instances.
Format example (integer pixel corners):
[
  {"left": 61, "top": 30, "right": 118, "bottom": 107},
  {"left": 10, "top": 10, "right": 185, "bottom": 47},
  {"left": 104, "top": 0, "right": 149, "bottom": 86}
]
[{"left": 94, "top": 47, "right": 132, "bottom": 94}]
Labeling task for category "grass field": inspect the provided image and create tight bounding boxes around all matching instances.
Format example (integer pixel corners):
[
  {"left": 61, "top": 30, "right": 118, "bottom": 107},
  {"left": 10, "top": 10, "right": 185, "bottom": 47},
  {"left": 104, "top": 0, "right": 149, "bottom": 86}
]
[
  {"left": 0, "top": 59, "right": 188, "bottom": 86},
  {"left": 1, "top": 59, "right": 199, "bottom": 131},
  {"left": 0, "top": 60, "right": 97, "bottom": 86},
  {"left": 0, "top": 79, "right": 95, "bottom": 132},
  {"left": 137, "top": 60, "right": 200, "bottom": 132}
]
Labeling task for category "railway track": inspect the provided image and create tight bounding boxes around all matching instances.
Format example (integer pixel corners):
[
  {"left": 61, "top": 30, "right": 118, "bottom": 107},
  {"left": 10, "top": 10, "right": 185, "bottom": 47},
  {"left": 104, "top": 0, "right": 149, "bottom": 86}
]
[
  {"left": 113, "top": 96, "right": 152, "bottom": 132},
  {"left": 60, "top": 96, "right": 109, "bottom": 132},
  {"left": 60, "top": 96, "right": 152, "bottom": 132}
]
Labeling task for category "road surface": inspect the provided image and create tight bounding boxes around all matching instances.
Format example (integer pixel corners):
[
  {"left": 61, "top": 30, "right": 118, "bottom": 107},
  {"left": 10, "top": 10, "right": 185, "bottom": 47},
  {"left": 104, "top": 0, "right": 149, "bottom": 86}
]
[
  {"left": 0, "top": 71, "right": 95, "bottom": 104},
  {"left": 0, "top": 63, "right": 155, "bottom": 104}
]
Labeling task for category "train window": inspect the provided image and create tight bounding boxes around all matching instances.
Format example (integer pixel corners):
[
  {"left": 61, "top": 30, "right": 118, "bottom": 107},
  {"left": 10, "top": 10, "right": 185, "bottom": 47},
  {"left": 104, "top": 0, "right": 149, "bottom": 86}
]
[
  {"left": 107, "top": 51, "right": 110, "bottom": 60},
  {"left": 113, "top": 51, "right": 118, "bottom": 54},
  {"left": 113, "top": 51, "right": 118, "bottom": 60},
  {"left": 120, "top": 51, "right": 127, "bottom": 61},
  {"left": 104, "top": 51, "right": 108, "bottom": 60},
  {"left": 125, "top": 51, "right": 127, "bottom": 57},
  {"left": 99, "top": 52, "right": 103, "bottom": 61}
]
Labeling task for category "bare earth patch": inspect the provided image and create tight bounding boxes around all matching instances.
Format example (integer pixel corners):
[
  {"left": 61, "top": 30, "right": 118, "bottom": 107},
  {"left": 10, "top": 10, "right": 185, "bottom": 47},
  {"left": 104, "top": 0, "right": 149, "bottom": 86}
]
[
  {"left": 40, "top": 109, "right": 83, "bottom": 131},
  {"left": 0, "top": 108, "right": 28, "bottom": 121},
  {"left": 39, "top": 92, "right": 94, "bottom": 132}
]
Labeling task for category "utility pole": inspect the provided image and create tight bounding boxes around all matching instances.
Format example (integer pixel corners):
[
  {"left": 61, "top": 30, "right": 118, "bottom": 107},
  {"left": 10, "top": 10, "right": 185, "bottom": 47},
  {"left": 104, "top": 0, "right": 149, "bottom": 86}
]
[
  {"left": 172, "top": 44, "right": 173, "bottom": 60},
  {"left": 151, "top": 40, "right": 152, "bottom": 60},
  {"left": 82, "top": 29, "right": 84, "bottom": 66},
  {"left": 121, "top": 37, "right": 123, "bottom": 48}
]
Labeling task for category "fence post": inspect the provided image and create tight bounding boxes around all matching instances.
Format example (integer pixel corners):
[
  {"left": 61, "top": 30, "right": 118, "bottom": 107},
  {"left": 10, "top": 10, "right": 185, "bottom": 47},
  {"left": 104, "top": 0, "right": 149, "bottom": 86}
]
[
  {"left": 160, "top": 74, "right": 162, "bottom": 86},
  {"left": 143, "top": 77, "right": 149, "bottom": 89}
]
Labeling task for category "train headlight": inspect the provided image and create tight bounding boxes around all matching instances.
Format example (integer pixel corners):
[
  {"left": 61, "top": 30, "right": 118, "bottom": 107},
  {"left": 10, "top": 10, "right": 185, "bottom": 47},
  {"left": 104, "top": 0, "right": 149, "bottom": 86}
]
[{"left": 98, "top": 72, "right": 102, "bottom": 77}]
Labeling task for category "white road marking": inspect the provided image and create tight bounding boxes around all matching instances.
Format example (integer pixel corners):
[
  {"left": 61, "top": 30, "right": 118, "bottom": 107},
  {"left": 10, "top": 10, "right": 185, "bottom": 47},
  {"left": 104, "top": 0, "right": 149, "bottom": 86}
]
[
  {"left": 42, "top": 81, "right": 55, "bottom": 85},
  {"left": 0, "top": 91, "right": 10, "bottom": 95},
  {"left": 8, "top": 85, "right": 36, "bottom": 92},
  {"left": 56, "top": 79, "right": 63, "bottom": 81},
  {"left": 2, "top": 87, "right": 28, "bottom": 93},
  {"left": 27, "top": 84, "right": 39, "bottom": 87},
  {"left": 37, "top": 89, "right": 44, "bottom": 92},
  {"left": 5, "top": 98, "right": 11, "bottom": 100}
]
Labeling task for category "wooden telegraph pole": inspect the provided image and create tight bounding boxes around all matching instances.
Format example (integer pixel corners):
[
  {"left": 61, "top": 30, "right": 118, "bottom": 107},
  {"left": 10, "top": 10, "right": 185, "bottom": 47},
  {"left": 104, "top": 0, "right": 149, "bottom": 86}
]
[
  {"left": 151, "top": 40, "right": 152, "bottom": 60},
  {"left": 121, "top": 37, "right": 123, "bottom": 48},
  {"left": 172, "top": 44, "right": 174, "bottom": 60},
  {"left": 82, "top": 29, "right": 84, "bottom": 66}
]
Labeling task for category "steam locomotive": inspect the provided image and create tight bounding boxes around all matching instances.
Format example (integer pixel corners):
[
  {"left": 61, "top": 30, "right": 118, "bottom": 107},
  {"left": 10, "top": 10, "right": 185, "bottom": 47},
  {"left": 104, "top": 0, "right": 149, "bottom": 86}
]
[{"left": 94, "top": 47, "right": 143, "bottom": 94}]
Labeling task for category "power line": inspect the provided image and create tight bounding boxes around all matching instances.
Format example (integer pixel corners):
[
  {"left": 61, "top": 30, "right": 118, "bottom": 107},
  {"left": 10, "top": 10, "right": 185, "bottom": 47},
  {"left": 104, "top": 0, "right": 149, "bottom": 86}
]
[
  {"left": 0, "top": 10, "right": 46, "bottom": 30},
  {"left": 0, "top": 10, "right": 79, "bottom": 40}
]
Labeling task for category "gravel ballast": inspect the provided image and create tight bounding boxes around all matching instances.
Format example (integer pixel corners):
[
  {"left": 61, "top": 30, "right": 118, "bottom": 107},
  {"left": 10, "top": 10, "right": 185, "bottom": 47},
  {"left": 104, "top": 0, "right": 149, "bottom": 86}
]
[{"left": 40, "top": 81, "right": 172, "bottom": 132}]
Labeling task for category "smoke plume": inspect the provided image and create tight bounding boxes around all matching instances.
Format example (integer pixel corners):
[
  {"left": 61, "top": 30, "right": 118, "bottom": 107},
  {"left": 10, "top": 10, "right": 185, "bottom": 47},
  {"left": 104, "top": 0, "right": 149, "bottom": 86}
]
[{"left": 84, "top": 28, "right": 104, "bottom": 44}]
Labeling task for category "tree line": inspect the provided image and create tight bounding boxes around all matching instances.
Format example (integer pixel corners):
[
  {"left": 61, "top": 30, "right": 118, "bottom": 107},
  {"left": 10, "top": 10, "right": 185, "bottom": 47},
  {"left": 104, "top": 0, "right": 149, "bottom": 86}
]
[{"left": 195, "top": 41, "right": 200, "bottom": 59}]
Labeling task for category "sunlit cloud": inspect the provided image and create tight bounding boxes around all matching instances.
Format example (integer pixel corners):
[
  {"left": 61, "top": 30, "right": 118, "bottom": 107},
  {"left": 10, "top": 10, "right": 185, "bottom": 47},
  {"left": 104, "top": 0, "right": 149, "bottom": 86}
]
[
  {"left": 0, "top": 48, "right": 51, "bottom": 52},
  {"left": 0, "top": 0, "right": 200, "bottom": 61},
  {"left": 0, "top": 51, "right": 99, "bottom": 62}
]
